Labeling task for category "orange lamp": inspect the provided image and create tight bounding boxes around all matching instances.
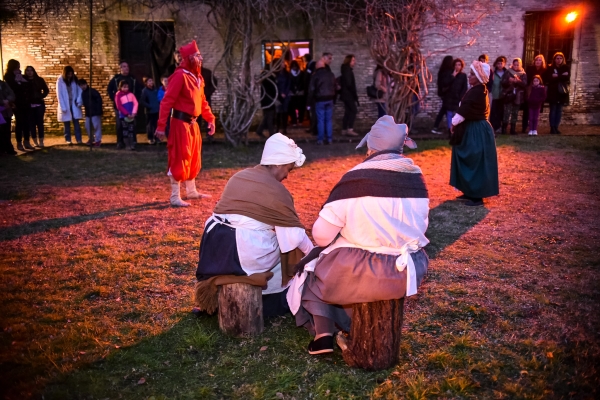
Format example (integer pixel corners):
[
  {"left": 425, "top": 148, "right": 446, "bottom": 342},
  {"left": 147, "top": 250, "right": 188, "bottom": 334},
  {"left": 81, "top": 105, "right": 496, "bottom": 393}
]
[{"left": 565, "top": 11, "right": 578, "bottom": 23}]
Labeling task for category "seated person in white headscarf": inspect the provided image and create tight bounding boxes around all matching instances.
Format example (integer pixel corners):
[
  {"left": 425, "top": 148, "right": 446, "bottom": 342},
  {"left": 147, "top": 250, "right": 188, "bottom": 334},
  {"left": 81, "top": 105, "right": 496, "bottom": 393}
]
[
  {"left": 290, "top": 115, "right": 430, "bottom": 355},
  {"left": 194, "top": 133, "right": 314, "bottom": 317}
]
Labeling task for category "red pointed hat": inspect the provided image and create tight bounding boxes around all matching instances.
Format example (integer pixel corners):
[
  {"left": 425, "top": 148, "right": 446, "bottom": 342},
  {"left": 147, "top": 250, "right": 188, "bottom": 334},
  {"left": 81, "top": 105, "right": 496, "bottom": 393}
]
[{"left": 179, "top": 40, "right": 199, "bottom": 59}]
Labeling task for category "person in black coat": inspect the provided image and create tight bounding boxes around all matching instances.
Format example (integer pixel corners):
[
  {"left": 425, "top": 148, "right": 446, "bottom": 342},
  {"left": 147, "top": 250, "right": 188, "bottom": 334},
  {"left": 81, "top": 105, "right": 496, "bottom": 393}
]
[
  {"left": 432, "top": 55, "right": 454, "bottom": 134},
  {"left": 0, "top": 78, "right": 16, "bottom": 155},
  {"left": 543, "top": 52, "right": 570, "bottom": 134},
  {"left": 339, "top": 54, "right": 359, "bottom": 137},
  {"left": 442, "top": 58, "right": 468, "bottom": 132},
  {"left": 274, "top": 59, "right": 292, "bottom": 135},
  {"left": 24, "top": 66, "right": 49, "bottom": 148},
  {"left": 4, "top": 59, "right": 32, "bottom": 150},
  {"left": 78, "top": 79, "right": 103, "bottom": 146},
  {"left": 256, "top": 64, "right": 277, "bottom": 138},
  {"left": 303, "top": 53, "right": 317, "bottom": 135},
  {"left": 288, "top": 60, "right": 306, "bottom": 126}
]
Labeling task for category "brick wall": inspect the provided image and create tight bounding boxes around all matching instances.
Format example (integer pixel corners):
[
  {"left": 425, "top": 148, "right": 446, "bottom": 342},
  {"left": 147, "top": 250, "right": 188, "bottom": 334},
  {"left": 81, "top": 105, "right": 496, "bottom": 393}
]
[{"left": 2, "top": 0, "right": 598, "bottom": 135}]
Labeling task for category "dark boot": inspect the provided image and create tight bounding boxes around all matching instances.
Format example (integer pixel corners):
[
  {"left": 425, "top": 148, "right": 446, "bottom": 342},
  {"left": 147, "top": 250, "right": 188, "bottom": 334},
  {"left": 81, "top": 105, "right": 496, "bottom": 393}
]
[
  {"left": 501, "top": 123, "right": 507, "bottom": 135},
  {"left": 510, "top": 123, "right": 516, "bottom": 135},
  {"left": 555, "top": 126, "right": 562, "bottom": 134},
  {"left": 550, "top": 126, "right": 557, "bottom": 134}
]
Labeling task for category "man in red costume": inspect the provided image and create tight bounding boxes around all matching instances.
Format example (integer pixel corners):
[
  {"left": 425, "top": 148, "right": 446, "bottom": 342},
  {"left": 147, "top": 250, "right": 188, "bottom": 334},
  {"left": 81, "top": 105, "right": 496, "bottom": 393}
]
[{"left": 156, "top": 40, "right": 216, "bottom": 207}]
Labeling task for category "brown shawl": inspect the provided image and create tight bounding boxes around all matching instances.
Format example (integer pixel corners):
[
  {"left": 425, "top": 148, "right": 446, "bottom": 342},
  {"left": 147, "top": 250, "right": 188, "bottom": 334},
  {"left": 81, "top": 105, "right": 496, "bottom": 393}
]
[
  {"left": 214, "top": 165, "right": 304, "bottom": 229},
  {"left": 214, "top": 165, "right": 305, "bottom": 286}
]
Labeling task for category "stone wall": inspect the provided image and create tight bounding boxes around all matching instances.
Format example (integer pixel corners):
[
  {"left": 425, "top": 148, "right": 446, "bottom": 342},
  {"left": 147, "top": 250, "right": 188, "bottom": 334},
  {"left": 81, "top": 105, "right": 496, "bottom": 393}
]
[{"left": 1, "top": 0, "right": 598, "bottom": 135}]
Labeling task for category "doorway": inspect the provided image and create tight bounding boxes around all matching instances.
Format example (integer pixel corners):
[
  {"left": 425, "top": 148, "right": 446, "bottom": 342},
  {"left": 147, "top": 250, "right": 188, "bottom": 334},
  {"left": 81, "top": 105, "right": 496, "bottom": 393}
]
[{"left": 119, "top": 21, "right": 176, "bottom": 131}]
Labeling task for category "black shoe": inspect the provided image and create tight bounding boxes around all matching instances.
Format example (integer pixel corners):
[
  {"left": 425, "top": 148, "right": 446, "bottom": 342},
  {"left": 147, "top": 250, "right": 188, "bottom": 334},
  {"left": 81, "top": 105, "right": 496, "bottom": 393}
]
[
  {"left": 456, "top": 194, "right": 470, "bottom": 201},
  {"left": 465, "top": 199, "right": 484, "bottom": 207},
  {"left": 550, "top": 127, "right": 558, "bottom": 134},
  {"left": 501, "top": 123, "right": 507, "bottom": 135},
  {"left": 555, "top": 128, "right": 562, "bottom": 134},
  {"left": 308, "top": 336, "right": 334, "bottom": 355},
  {"left": 510, "top": 123, "right": 516, "bottom": 135},
  {"left": 116, "top": 142, "right": 125, "bottom": 149}
]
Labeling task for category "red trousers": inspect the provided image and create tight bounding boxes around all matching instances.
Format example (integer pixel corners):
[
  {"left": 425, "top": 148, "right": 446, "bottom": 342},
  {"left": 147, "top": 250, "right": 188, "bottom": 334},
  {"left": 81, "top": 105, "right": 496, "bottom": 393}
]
[{"left": 167, "top": 118, "right": 202, "bottom": 182}]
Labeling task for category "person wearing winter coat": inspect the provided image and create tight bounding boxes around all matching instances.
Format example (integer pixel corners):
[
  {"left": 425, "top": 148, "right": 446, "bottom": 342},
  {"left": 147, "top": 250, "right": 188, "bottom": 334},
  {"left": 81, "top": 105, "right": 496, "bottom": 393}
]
[
  {"left": 4, "top": 59, "right": 32, "bottom": 150},
  {"left": 501, "top": 58, "right": 527, "bottom": 135},
  {"left": 78, "top": 79, "right": 103, "bottom": 146},
  {"left": 431, "top": 55, "right": 454, "bottom": 134},
  {"left": 141, "top": 77, "right": 160, "bottom": 144},
  {"left": 442, "top": 58, "right": 468, "bottom": 131},
  {"left": 24, "top": 66, "right": 49, "bottom": 148},
  {"left": 307, "top": 56, "right": 336, "bottom": 145},
  {"left": 0, "top": 78, "right": 16, "bottom": 155},
  {"left": 526, "top": 75, "right": 547, "bottom": 136},
  {"left": 256, "top": 65, "right": 277, "bottom": 138},
  {"left": 372, "top": 65, "right": 389, "bottom": 118},
  {"left": 339, "top": 55, "right": 359, "bottom": 137},
  {"left": 107, "top": 62, "right": 140, "bottom": 149},
  {"left": 288, "top": 60, "right": 306, "bottom": 127},
  {"left": 115, "top": 80, "right": 139, "bottom": 150},
  {"left": 275, "top": 60, "right": 292, "bottom": 135},
  {"left": 543, "top": 52, "right": 570, "bottom": 134},
  {"left": 489, "top": 56, "right": 507, "bottom": 132},
  {"left": 56, "top": 66, "right": 83, "bottom": 144},
  {"left": 523, "top": 55, "right": 547, "bottom": 133}
]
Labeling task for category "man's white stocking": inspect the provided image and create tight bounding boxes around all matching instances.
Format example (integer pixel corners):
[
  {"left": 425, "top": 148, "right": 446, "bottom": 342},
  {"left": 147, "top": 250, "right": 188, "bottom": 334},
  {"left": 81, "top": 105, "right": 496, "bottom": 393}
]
[
  {"left": 170, "top": 176, "right": 190, "bottom": 207},
  {"left": 185, "top": 179, "right": 212, "bottom": 199}
]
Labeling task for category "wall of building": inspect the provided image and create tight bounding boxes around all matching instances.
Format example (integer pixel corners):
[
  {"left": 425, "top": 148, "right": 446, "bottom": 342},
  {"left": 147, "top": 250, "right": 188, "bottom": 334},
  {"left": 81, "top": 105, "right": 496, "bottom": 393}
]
[
  {"left": 1, "top": 0, "right": 597, "bottom": 135},
  {"left": 418, "top": 0, "right": 600, "bottom": 126}
]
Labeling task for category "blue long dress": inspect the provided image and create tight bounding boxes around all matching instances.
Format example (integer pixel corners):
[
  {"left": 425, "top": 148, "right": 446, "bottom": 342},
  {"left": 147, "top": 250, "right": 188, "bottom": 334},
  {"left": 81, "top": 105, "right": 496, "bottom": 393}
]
[{"left": 450, "top": 84, "right": 499, "bottom": 198}]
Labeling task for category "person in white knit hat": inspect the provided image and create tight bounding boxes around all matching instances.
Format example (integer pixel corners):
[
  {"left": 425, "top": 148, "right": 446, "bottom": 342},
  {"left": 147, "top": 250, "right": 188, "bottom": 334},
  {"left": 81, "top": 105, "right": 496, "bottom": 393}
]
[{"left": 194, "top": 133, "right": 313, "bottom": 317}]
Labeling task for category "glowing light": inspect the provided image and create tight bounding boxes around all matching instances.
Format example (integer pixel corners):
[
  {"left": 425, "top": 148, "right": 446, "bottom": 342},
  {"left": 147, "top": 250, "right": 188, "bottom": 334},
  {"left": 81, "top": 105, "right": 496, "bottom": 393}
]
[{"left": 565, "top": 11, "right": 578, "bottom": 23}]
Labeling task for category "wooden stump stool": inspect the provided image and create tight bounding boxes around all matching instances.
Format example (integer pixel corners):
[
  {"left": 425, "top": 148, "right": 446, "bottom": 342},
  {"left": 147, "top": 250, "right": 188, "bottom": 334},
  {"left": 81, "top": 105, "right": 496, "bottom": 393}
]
[
  {"left": 337, "top": 298, "right": 405, "bottom": 370},
  {"left": 218, "top": 283, "right": 264, "bottom": 337}
]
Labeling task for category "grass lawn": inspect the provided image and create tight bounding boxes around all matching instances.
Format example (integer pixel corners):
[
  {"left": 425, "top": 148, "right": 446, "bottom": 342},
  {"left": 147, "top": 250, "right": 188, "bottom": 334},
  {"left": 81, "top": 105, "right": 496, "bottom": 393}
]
[{"left": 0, "top": 135, "right": 599, "bottom": 399}]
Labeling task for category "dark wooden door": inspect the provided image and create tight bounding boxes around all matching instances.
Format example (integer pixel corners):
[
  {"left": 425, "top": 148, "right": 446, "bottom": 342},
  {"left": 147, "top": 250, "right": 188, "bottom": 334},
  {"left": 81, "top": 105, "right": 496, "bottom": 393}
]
[{"left": 119, "top": 21, "right": 176, "bottom": 132}]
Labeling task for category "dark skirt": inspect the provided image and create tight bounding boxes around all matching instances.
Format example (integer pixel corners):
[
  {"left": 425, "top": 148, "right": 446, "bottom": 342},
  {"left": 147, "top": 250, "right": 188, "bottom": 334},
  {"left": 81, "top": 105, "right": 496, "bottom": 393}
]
[
  {"left": 295, "top": 247, "right": 429, "bottom": 335},
  {"left": 450, "top": 120, "right": 499, "bottom": 199}
]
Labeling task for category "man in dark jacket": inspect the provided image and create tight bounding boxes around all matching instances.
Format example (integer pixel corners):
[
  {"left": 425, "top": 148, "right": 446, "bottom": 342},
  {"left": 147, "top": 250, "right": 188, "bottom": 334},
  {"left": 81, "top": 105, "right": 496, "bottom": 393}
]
[
  {"left": 256, "top": 65, "right": 278, "bottom": 138},
  {"left": 141, "top": 77, "right": 160, "bottom": 144},
  {"left": 79, "top": 79, "right": 103, "bottom": 146},
  {"left": 307, "top": 54, "right": 336, "bottom": 144},
  {"left": 107, "top": 61, "right": 140, "bottom": 149},
  {"left": 303, "top": 53, "right": 317, "bottom": 134}
]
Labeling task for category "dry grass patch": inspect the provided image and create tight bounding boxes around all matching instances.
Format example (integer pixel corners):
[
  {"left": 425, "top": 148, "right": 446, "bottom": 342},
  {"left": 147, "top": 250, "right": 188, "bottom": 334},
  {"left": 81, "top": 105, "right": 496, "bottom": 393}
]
[{"left": 0, "top": 136, "right": 599, "bottom": 399}]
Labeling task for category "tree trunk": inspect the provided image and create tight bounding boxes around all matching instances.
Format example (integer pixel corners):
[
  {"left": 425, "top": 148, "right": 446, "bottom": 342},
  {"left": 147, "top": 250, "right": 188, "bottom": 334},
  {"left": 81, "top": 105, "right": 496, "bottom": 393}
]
[
  {"left": 339, "top": 298, "right": 404, "bottom": 370},
  {"left": 218, "top": 283, "right": 263, "bottom": 337}
]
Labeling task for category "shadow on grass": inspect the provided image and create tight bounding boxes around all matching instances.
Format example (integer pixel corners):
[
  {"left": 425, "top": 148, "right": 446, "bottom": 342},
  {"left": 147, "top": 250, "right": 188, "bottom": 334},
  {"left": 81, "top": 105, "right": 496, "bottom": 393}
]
[
  {"left": 0, "top": 202, "right": 169, "bottom": 242},
  {"left": 425, "top": 200, "right": 490, "bottom": 259},
  {"left": 41, "top": 313, "right": 383, "bottom": 399}
]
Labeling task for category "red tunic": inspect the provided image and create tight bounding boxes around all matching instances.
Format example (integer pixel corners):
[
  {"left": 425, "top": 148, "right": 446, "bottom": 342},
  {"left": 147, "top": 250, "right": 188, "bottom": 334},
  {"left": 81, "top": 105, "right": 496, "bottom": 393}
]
[{"left": 158, "top": 68, "right": 215, "bottom": 182}]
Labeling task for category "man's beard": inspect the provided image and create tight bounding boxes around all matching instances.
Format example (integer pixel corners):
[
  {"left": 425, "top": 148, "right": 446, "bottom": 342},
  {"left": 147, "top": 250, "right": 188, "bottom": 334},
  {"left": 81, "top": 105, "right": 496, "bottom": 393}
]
[{"left": 181, "top": 56, "right": 200, "bottom": 76}]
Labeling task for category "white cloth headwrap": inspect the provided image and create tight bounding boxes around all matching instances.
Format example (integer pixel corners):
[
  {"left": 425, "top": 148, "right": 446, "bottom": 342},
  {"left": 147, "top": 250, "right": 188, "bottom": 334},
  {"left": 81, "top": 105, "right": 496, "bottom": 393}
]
[
  {"left": 356, "top": 115, "right": 417, "bottom": 153},
  {"left": 260, "top": 133, "right": 306, "bottom": 167},
  {"left": 470, "top": 60, "right": 491, "bottom": 85}
]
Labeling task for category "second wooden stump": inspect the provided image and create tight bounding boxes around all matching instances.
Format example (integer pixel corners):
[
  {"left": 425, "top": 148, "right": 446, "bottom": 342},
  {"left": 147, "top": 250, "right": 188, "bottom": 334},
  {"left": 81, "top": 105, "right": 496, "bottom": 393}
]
[
  {"left": 339, "top": 298, "right": 405, "bottom": 370},
  {"left": 218, "top": 283, "right": 264, "bottom": 337}
]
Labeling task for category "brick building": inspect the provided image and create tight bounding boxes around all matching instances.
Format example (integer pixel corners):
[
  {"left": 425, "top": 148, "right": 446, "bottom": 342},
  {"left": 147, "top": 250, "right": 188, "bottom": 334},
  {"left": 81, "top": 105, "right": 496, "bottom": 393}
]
[{"left": 1, "top": 0, "right": 598, "bottom": 134}]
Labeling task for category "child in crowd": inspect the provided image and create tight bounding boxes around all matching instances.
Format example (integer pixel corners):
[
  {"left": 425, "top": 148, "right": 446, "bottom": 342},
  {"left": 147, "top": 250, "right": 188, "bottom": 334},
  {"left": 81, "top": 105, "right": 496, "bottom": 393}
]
[
  {"left": 78, "top": 79, "right": 103, "bottom": 146},
  {"left": 141, "top": 77, "right": 160, "bottom": 144},
  {"left": 157, "top": 75, "right": 170, "bottom": 138},
  {"left": 115, "top": 80, "right": 138, "bottom": 150},
  {"left": 527, "top": 75, "right": 547, "bottom": 136}
]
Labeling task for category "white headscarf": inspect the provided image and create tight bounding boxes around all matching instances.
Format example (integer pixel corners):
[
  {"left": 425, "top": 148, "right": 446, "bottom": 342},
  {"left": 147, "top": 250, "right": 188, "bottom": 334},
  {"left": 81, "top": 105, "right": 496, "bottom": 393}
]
[
  {"left": 356, "top": 115, "right": 417, "bottom": 153},
  {"left": 470, "top": 60, "right": 491, "bottom": 85},
  {"left": 260, "top": 133, "right": 306, "bottom": 167}
]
